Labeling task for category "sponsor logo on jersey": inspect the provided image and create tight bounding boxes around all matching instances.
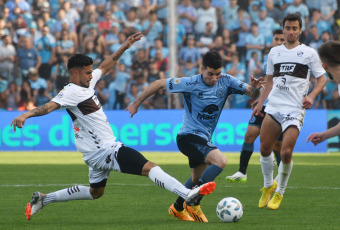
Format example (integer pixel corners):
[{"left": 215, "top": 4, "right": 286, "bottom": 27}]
[
  {"left": 198, "top": 91, "right": 203, "bottom": 99},
  {"left": 169, "top": 78, "right": 174, "bottom": 90},
  {"left": 186, "top": 79, "right": 199, "bottom": 86},
  {"left": 276, "top": 84, "right": 289, "bottom": 91},
  {"left": 280, "top": 64, "right": 296, "bottom": 73},
  {"left": 73, "top": 126, "right": 80, "bottom": 132},
  {"left": 174, "top": 79, "right": 180, "bottom": 84},
  {"left": 197, "top": 104, "right": 219, "bottom": 120},
  {"left": 92, "top": 95, "right": 100, "bottom": 107},
  {"left": 283, "top": 114, "right": 297, "bottom": 122},
  {"left": 216, "top": 88, "right": 224, "bottom": 98},
  {"left": 74, "top": 133, "right": 83, "bottom": 139},
  {"left": 56, "top": 91, "right": 64, "bottom": 99}
]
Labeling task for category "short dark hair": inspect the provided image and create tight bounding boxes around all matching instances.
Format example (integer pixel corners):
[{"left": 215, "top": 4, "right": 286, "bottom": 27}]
[
  {"left": 202, "top": 51, "right": 222, "bottom": 69},
  {"left": 273, "top": 29, "right": 283, "bottom": 36},
  {"left": 283, "top": 14, "right": 302, "bottom": 29},
  {"left": 67, "top": 54, "right": 93, "bottom": 70},
  {"left": 318, "top": 41, "right": 340, "bottom": 67}
]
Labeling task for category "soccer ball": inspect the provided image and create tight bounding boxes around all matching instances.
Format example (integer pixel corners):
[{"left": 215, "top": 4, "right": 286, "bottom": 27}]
[{"left": 216, "top": 197, "right": 243, "bottom": 223}]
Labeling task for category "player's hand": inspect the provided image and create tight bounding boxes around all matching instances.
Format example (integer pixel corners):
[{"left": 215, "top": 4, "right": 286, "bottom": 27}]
[
  {"left": 250, "top": 103, "right": 263, "bottom": 121},
  {"left": 10, "top": 114, "right": 27, "bottom": 132},
  {"left": 306, "top": 132, "right": 325, "bottom": 146},
  {"left": 124, "top": 32, "right": 143, "bottom": 49},
  {"left": 125, "top": 102, "right": 139, "bottom": 118},
  {"left": 250, "top": 75, "right": 265, "bottom": 89},
  {"left": 302, "top": 95, "right": 313, "bottom": 109}
]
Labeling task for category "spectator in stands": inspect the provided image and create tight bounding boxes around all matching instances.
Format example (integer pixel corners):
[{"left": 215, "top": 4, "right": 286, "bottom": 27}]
[
  {"left": 95, "top": 79, "right": 110, "bottom": 110},
  {"left": 265, "top": 0, "right": 284, "bottom": 24},
  {"left": 23, "top": 21, "right": 41, "bottom": 46},
  {"left": 87, "top": 0, "right": 107, "bottom": 15},
  {"left": 0, "top": 35, "right": 16, "bottom": 83},
  {"left": 41, "top": 9, "right": 56, "bottom": 31},
  {"left": 147, "top": 59, "right": 165, "bottom": 83},
  {"left": 131, "top": 49, "right": 149, "bottom": 78},
  {"left": 35, "top": 87, "right": 51, "bottom": 107},
  {"left": 249, "top": 0, "right": 261, "bottom": 23},
  {"left": 18, "top": 80, "right": 35, "bottom": 110},
  {"left": 98, "top": 10, "right": 115, "bottom": 36},
  {"left": 36, "top": 25, "right": 56, "bottom": 80},
  {"left": 196, "top": 21, "right": 215, "bottom": 56},
  {"left": 155, "top": 0, "right": 168, "bottom": 25},
  {"left": 222, "top": 0, "right": 239, "bottom": 30},
  {"left": 309, "top": 9, "right": 332, "bottom": 36},
  {"left": 55, "top": 29, "right": 76, "bottom": 63},
  {"left": 51, "top": 9, "right": 74, "bottom": 40},
  {"left": 245, "top": 23, "right": 265, "bottom": 64},
  {"left": 46, "top": 79, "right": 57, "bottom": 98},
  {"left": 162, "top": 16, "right": 186, "bottom": 48},
  {"left": 258, "top": 7, "right": 279, "bottom": 46},
  {"left": 285, "top": 0, "right": 309, "bottom": 39},
  {"left": 123, "top": 7, "right": 142, "bottom": 32},
  {"left": 80, "top": 3, "right": 98, "bottom": 26},
  {"left": 319, "top": 0, "right": 337, "bottom": 25},
  {"left": 0, "top": 74, "right": 8, "bottom": 109},
  {"left": 52, "top": 55, "right": 69, "bottom": 92},
  {"left": 69, "top": 0, "right": 86, "bottom": 13},
  {"left": 231, "top": 7, "right": 251, "bottom": 63},
  {"left": 27, "top": 68, "right": 47, "bottom": 93},
  {"left": 324, "top": 79, "right": 337, "bottom": 109},
  {"left": 110, "top": 2, "right": 126, "bottom": 24},
  {"left": 305, "top": 0, "right": 320, "bottom": 13},
  {"left": 142, "top": 9, "right": 163, "bottom": 47},
  {"left": 248, "top": 51, "right": 263, "bottom": 78},
  {"left": 222, "top": 28, "right": 237, "bottom": 59},
  {"left": 178, "top": 34, "right": 201, "bottom": 69},
  {"left": 5, "top": 0, "right": 30, "bottom": 19},
  {"left": 177, "top": 0, "right": 197, "bottom": 34},
  {"left": 6, "top": 81, "right": 20, "bottom": 111},
  {"left": 211, "top": 36, "right": 233, "bottom": 68},
  {"left": 305, "top": 25, "right": 322, "bottom": 50},
  {"left": 194, "top": 0, "right": 218, "bottom": 35},
  {"left": 149, "top": 87, "right": 168, "bottom": 109},
  {"left": 182, "top": 59, "right": 198, "bottom": 77},
  {"left": 79, "top": 14, "right": 99, "bottom": 50},
  {"left": 150, "top": 38, "right": 169, "bottom": 59},
  {"left": 0, "top": 17, "right": 11, "bottom": 39},
  {"left": 113, "top": 63, "right": 130, "bottom": 110},
  {"left": 16, "top": 36, "right": 41, "bottom": 86},
  {"left": 63, "top": 1, "right": 80, "bottom": 29},
  {"left": 84, "top": 40, "right": 102, "bottom": 69}
]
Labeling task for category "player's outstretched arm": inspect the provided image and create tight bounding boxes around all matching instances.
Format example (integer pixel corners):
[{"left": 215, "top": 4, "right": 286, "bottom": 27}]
[
  {"left": 126, "top": 79, "right": 167, "bottom": 117},
  {"left": 10, "top": 101, "right": 60, "bottom": 131},
  {"left": 244, "top": 75, "right": 264, "bottom": 98},
  {"left": 307, "top": 122, "right": 340, "bottom": 146},
  {"left": 98, "top": 32, "right": 143, "bottom": 75},
  {"left": 250, "top": 75, "right": 273, "bottom": 120}
]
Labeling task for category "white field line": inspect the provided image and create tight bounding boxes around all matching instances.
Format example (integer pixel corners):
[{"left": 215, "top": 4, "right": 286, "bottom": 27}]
[{"left": 1, "top": 183, "right": 340, "bottom": 190}]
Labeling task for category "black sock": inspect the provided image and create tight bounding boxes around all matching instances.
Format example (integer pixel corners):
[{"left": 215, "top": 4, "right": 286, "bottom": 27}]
[
  {"left": 274, "top": 152, "right": 281, "bottom": 166},
  {"left": 239, "top": 150, "right": 253, "bottom": 174},
  {"left": 174, "top": 197, "right": 185, "bottom": 211}
]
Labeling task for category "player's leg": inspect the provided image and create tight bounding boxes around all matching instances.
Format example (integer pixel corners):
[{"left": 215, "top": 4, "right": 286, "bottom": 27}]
[
  {"left": 268, "top": 126, "right": 298, "bottom": 210},
  {"left": 273, "top": 136, "right": 283, "bottom": 182},
  {"left": 226, "top": 124, "right": 260, "bottom": 183},
  {"left": 258, "top": 114, "right": 282, "bottom": 208}
]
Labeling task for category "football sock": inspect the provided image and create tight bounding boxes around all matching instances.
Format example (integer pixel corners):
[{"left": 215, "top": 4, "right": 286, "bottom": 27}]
[
  {"left": 276, "top": 161, "right": 293, "bottom": 195},
  {"left": 199, "top": 164, "right": 223, "bottom": 184},
  {"left": 260, "top": 154, "right": 274, "bottom": 188},
  {"left": 43, "top": 185, "right": 93, "bottom": 206},
  {"left": 274, "top": 152, "right": 281, "bottom": 166},
  {"left": 148, "top": 166, "right": 190, "bottom": 200},
  {"left": 239, "top": 143, "right": 254, "bottom": 174},
  {"left": 174, "top": 177, "right": 195, "bottom": 211}
]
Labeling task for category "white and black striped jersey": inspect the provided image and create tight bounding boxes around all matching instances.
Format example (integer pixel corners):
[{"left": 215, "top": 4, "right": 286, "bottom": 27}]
[
  {"left": 266, "top": 43, "right": 325, "bottom": 112},
  {"left": 52, "top": 69, "right": 116, "bottom": 154}
]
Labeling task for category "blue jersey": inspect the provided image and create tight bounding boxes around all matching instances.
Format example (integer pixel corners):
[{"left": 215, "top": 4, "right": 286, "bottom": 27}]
[{"left": 166, "top": 74, "right": 248, "bottom": 141}]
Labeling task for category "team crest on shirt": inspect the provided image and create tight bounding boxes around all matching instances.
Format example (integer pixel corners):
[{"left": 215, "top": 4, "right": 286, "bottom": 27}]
[
  {"left": 174, "top": 79, "right": 180, "bottom": 84},
  {"left": 297, "top": 51, "right": 304, "bottom": 57},
  {"left": 198, "top": 91, "right": 204, "bottom": 99},
  {"left": 216, "top": 88, "right": 224, "bottom": 98}
]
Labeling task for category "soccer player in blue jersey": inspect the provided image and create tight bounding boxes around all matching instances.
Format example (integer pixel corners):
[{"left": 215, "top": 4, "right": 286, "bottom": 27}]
[
  {"left": 126, "top": 50, "right": 264, "bottom": 222},
  {"left": 226, "top": 29, "right": 286, "bottom": 183}
]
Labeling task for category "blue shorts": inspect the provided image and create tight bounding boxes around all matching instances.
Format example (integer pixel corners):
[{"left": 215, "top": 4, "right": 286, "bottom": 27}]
[{"left": 177, "top": 134, "right": 217, "bottom": 168}]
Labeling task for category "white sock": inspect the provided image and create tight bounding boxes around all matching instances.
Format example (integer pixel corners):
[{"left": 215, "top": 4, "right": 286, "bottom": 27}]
[
  {"left": 43, "top": 185, "right": 93, "bottom": 206},
  {"left": 148, "top": 166, "right": 190, "bottom": 199},
  {"left": 276, "top": 161, "right": 293, "bottom": 195},
  {"left": 260, "top": 154, "right": 274, "bottom": 188}
]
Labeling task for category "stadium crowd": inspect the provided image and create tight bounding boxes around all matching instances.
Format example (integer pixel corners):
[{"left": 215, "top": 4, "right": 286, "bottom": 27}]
[{"left": 0, "top": 0, "right": 340, "bottom": 111}]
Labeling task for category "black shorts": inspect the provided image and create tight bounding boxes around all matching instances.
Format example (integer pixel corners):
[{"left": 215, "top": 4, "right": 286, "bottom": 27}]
[
  {"left": 116, "top": 146, "right": 148, "bottom": 175},
  {"left": 177, "top": 134, "right": 217, "bottom": 168}
]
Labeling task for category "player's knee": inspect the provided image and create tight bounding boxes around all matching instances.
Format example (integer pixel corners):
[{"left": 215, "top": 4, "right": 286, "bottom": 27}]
[
  {"left": 213, "top": 154, "right": 227, "bottom": 168},
  {"left": 260, "top": 145, "right": 272, "bottom": 156},
  {"left": 280, "top": 150, "right": 292, "bottom": 163},
  {"left": 273, "top": 142, "right": 282, "bottom": 154},
  {"left": 90, "top": 188, "right": 105, "bottom": 199},
  {"left": 142, "top": 161, "right": 158, "bottom": 176}
]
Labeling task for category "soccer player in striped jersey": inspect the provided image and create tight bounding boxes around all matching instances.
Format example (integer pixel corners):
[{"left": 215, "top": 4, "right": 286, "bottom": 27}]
[
  {"left": 252, "top": 14, "right": 326, "bottom": 210},
  {"left": 10, "top": 32, "right": 216, "bottom": 221},
  {"left": 126, "top": 50, "right": 264, "bottom": 222},
  {"left": 226, "top": 29, "right": 286, "bottom": 184}
]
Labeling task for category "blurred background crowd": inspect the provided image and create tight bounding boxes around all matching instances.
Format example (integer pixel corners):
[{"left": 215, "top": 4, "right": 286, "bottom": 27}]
[{"left": 0, "top": 0, "right": 340, "bottom": 111}]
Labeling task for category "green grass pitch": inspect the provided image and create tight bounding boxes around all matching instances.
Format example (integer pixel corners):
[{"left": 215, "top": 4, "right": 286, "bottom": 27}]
[{"left": 1, "top": 152, "right": 340, "bottom": 230}]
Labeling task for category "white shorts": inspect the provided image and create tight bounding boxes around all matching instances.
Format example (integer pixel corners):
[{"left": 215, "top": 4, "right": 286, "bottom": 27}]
[
  {"left": 82, "top": 142, "right": 123, "bottom": 184},
  {"left": 264, "top": 107, "right": 305, "bottom": 133}
]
